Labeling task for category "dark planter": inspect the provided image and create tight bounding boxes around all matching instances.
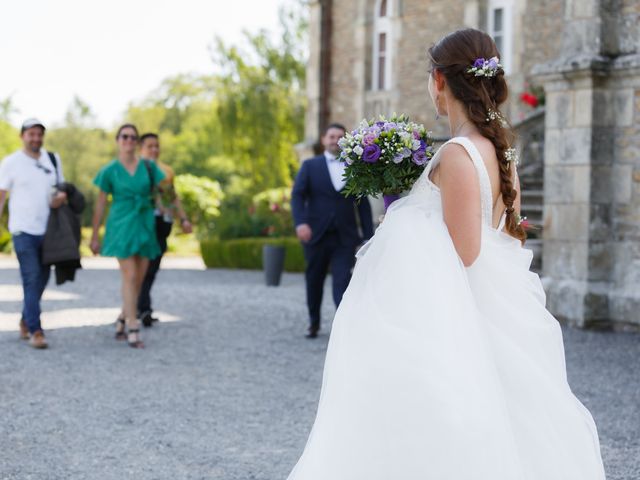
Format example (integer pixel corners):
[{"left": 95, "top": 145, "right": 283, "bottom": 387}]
[{"left": 263, "top": 244, "right": 286, "bottom": 286}]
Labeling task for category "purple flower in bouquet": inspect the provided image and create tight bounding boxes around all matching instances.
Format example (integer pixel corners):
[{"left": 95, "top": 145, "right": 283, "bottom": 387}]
[
  {"left": 473, "top": 58, "right": 485, "bottom": 68},
  {"left": 363, "top": 133, "right": 377, "bottom": 145},
  {"left": 382, "top": 122, "right": 397, "bottom": 132},
  {"left": 362, "top": 144, "right": 382, "bottom": 163},
  {"left": 412, "top": 149, "right": 429, "bottom": 165},
  {"left": 412, "top": 130, "right": 421, "bottom": 140},
  {"left": 392, "top": 151, "right": 405, "bottom": 164}
]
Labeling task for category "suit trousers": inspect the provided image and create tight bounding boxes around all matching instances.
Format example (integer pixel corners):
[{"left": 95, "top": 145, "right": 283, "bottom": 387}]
[
  {"left": 303, "top": 231, "right": 356, "bottom": 330},
  {"left": 137, "top": 216, "right": 173, "bottom": 316}
]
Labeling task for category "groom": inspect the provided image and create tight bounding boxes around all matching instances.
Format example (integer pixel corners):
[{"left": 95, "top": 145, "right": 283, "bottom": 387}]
[{"left": 292, "top": 123, "right": 374, "bottom": 338}]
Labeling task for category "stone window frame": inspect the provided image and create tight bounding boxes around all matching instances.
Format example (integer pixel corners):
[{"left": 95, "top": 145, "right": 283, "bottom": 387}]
[
  {"left": 487, "top": 0, "right": 514, "bottom": 75},
  {"left": 372, "top": 0, "right": 394, "bottom": 91}
]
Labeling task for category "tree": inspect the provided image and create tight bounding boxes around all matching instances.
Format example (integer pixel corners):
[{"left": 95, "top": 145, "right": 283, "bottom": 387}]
[
  {"left": 0, "top": 96, "right": 20, "bottom": 249},
  {"left": 174, "top": 174, "right": 224, "bottom": 238},
  {"left": 0, "top": 120, "right": 20, "bottom": 160},
  {"left": 212, "top": 2, "right": 307, "bottom": 192},
  {"left": 0, "top": 96, "right": 21, "bottom": 159},
  {"left": 125, "top": 74, "right": 223, "bottom": 175},
  {"left": 46, "top": 97, "right": 114, "bottom": 224}
]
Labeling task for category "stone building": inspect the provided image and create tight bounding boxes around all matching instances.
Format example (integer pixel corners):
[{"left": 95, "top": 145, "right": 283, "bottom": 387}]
[{"left": 304, "top": 0, "right": 640, "bottom": 329}]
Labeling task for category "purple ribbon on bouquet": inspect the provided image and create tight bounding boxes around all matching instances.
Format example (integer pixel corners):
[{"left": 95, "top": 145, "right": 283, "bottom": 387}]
[{"left": 383, "top": 194, "right": 400, "bottom": 211}]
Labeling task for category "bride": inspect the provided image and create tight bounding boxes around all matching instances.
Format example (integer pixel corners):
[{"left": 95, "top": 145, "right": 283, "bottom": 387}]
[{"left": 286, "top": 29, "right": 606, "bottom": 480}]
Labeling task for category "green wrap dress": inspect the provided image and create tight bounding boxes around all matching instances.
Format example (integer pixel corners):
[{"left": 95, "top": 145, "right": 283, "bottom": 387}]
[{"left": 93, "top": 159, "right": 165, "bottom": 259}]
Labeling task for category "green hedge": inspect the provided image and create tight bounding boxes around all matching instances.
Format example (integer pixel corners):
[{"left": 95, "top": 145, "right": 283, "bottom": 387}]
[
  {"left": 200, "top": 237, "right": 305, "bottom": 272},
  {"left": 0, "top": 228, "right": 11, "bottom": 253}
]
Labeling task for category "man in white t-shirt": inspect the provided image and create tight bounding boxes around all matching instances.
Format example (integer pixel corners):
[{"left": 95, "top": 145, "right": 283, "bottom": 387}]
[{"left": 0, "top": 118, "right": 67, "bottom": 349}]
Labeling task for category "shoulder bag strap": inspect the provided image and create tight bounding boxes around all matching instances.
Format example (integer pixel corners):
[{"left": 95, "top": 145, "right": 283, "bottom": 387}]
[
  {"left": 47, "top": 151, "right": 60, "bottom": 185},
  {"left": 142, "top": 159, "right": 155, "bottom": 193}
]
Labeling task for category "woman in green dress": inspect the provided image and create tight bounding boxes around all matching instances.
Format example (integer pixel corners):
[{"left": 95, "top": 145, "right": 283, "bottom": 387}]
[{"left": 90, "top": 124, "right": 165, "bottom": 348}]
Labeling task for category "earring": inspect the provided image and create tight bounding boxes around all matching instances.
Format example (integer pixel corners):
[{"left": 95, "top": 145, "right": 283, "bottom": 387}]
[{"left": 435, "top": 95, "right": 440, "bottom": 121}]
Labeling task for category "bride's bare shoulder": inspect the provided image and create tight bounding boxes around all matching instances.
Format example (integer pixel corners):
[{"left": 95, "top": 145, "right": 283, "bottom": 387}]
[
  {"left": 468, "top": 134, "right": 498, "bottom": 162},
  {"left": 431, "top": 142, "right": 477, "bottom": 187}
]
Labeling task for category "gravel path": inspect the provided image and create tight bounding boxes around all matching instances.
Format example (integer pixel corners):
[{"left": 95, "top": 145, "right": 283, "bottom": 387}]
[{"left": 0, "top": 257, "right": 638, "bottom": 480}]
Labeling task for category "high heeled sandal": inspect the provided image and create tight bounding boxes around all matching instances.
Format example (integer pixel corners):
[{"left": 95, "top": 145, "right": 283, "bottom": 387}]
[
  {"left": 115, "top": 316, "right": 126, "bottom": 341},
  {"left": 127, "top": 329, "right": 144, "bottom": 349}
]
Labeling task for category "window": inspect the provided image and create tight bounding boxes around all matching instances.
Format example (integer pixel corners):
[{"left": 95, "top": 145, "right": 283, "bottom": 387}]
[
  {"left": 373, "top": 0, "right": 393, "bottom": 91},
  {"left": 379, "top": 0, "right": 387, "bottom": 16},
  {"left": 378, "top": 33, "right": 387, "bottom": 89},
  {"left": 488, "top": 0, "right": 513, "bottom": 75},
  {"left": 492, "top": 8, "right": 504, "bottom": 54}
]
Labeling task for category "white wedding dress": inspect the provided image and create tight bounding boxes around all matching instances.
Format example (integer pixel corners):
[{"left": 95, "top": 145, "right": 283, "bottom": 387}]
[{"left": 287, "top": 137, "right": 606, "bottom": 480}]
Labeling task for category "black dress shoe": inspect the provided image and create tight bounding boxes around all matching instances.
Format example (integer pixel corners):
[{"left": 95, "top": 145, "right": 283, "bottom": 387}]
[
  {"left": 305, "top": 327, "right": 319, "bottom": 339},
  {"left": 140, "top": 311, "right": 156, "bottom": 328}
]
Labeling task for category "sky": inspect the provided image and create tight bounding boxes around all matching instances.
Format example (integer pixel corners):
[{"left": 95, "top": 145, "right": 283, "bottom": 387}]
[{"left": 0, "top": 0, "right": 286, "bottom": 128}]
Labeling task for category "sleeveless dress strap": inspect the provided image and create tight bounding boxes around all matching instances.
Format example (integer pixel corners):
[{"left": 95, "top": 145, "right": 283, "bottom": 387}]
[
  {"left": 443, "top": 137, "right": 494, "bottom": 228},
  {"left": 497, "top": 212, "right": 507, "bottom": 231}
]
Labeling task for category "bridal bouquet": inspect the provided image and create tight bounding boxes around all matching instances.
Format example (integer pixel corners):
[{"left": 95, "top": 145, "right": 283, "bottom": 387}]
[{"left": 338, "top": 114, "right": 434, "bottom": 209}]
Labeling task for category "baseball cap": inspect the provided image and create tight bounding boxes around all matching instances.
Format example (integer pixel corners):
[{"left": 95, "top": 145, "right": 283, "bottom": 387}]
[{"left": 21, "top": 118, "right": 46, "bottom": 133}]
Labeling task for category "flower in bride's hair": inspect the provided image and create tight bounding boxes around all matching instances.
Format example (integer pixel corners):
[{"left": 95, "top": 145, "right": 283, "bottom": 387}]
[
  {"left": 486, "top": 108, "right": 508, "bottom": 127},
  {"left": 486, "top": 109, "right": 500, "bottom": 122},
  {"left": 467, "top": 56, "right": 502, "bottom": 78},
  {"left": 514, "top": 213, "right": 530, "bottom": 229},
  {"left": 504, "top": 148, "right": 519, "bottom": 166}
]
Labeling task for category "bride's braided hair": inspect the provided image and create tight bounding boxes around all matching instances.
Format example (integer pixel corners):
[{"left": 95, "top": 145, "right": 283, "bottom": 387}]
[{"left": 428, "top": 29, "right": 526, "bottom": 242}]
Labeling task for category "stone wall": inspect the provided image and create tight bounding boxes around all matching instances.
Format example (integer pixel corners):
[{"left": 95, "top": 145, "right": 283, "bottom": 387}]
[
  {"left": 321, "top": 0, "right": 566, "bottom": 136},
  {"left": 534, "top": 0, "right": 640, "bottom": 328},
  {"left": 394, "top": 0, "right": 470, "bottom": 134},
  {"left": 305, "top": 0, "right": 640, "bottom": 326},
  {"left": 326, "top": 0, "right": 363, "bottom": 129},
  {"left": 608, "top": 60, "right": 640, "bottom": 325}
]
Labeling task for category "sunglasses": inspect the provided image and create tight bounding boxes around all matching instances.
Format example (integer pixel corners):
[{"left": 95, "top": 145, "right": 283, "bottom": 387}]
[
  {"left": 119, "top": 134, "right": 138, "bottom": 141},
  {"left": 35, "top": 163, "right": 52, "bottom": 174}
]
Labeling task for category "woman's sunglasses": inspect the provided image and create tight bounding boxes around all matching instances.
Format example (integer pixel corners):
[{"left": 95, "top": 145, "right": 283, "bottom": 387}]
[{"left": 119, "top": 134, "right": 138, "bottom": 141}]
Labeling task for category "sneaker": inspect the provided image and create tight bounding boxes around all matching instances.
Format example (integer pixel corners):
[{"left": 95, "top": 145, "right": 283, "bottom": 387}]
[
  {"left": 29, "top": 331, "right": 48, "bottom": 349},
  {"left": 19, "top": 318, "right": 30, "bottom": 340}
]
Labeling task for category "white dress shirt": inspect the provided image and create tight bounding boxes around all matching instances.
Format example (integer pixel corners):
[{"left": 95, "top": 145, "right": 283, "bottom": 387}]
[{"left": 325, "top": 151, "right": 346, "bottom": 192}]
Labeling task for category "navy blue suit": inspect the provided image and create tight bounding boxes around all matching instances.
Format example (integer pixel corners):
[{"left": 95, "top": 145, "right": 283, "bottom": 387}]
[{"left": 291, "top": 154, "right": 374, "bottom": 330}]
